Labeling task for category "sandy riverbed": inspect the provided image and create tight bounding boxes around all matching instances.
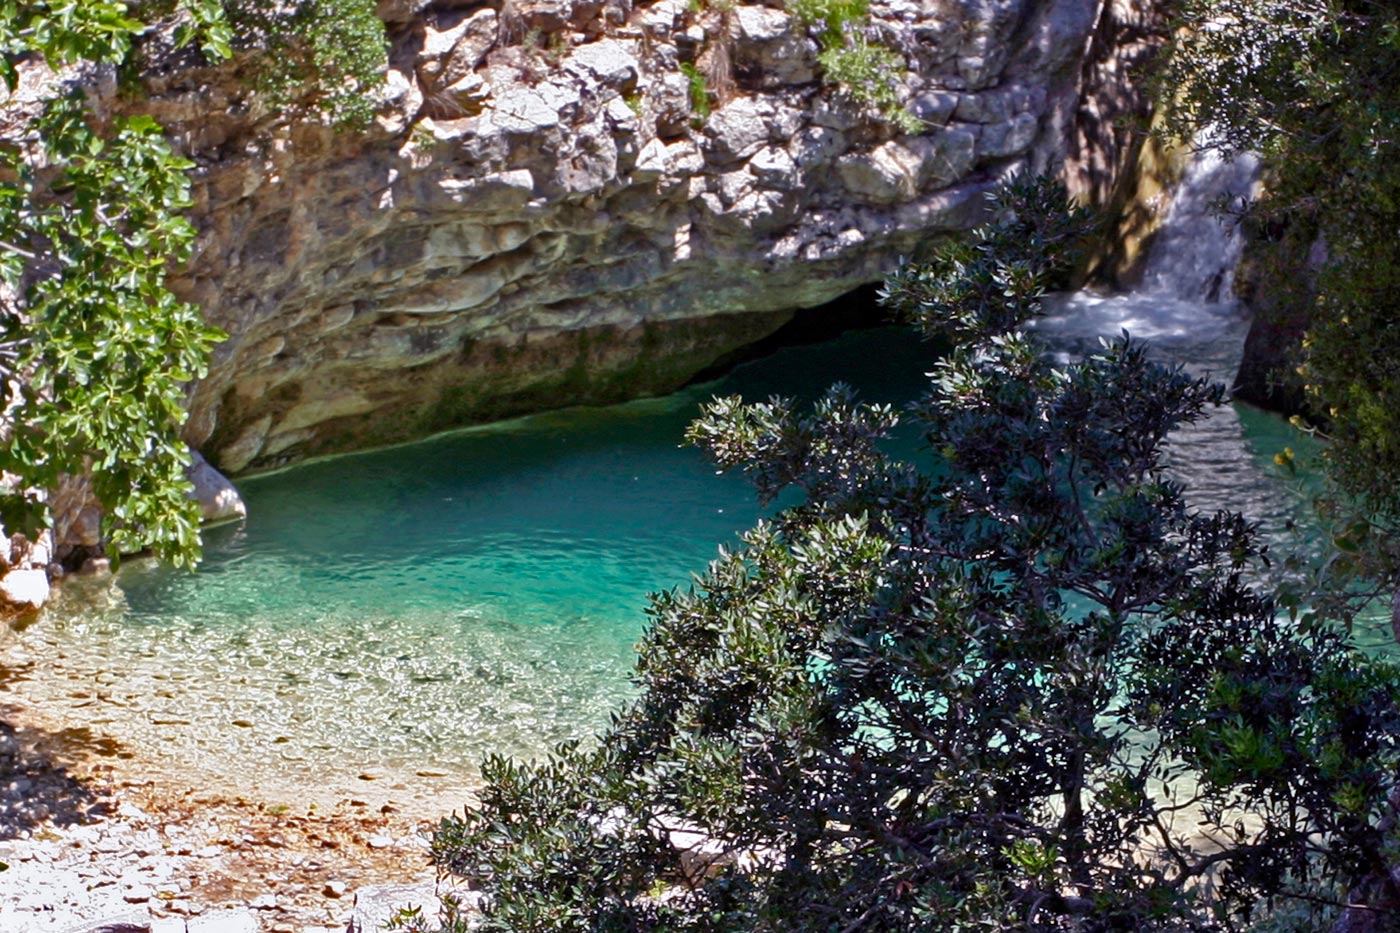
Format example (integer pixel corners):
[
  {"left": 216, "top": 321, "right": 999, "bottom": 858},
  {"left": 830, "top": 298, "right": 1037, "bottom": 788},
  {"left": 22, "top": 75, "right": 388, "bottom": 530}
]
[{"left": 0, "top": 651, "right": 480, "bottom": 932}]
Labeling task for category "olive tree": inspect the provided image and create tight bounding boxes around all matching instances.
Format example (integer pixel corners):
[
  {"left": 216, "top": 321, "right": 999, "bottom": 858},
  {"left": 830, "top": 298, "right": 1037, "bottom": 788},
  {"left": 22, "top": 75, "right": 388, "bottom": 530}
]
[{"left": 426, "top": 179, "right": 1400, "bottom": 932}]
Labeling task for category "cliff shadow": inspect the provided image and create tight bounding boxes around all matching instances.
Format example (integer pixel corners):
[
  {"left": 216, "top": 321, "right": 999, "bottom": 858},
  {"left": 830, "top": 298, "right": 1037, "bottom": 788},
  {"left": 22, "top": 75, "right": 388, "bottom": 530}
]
[{"left": 0, "top": 663, "right": 118, "bottom": 840}]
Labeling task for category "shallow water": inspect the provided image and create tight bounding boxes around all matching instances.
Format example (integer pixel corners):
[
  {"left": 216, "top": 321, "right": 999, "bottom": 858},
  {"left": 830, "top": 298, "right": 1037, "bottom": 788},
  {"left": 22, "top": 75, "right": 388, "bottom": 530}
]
[
  {"left": 1, "top": 310, "right": 1322, "bottom": 791},
  {"left": 3, "top": 328, "right": 936, "bottom": 790},
  {"left": 1038, "top": 291, "right": 1315, "bottom": 539}
]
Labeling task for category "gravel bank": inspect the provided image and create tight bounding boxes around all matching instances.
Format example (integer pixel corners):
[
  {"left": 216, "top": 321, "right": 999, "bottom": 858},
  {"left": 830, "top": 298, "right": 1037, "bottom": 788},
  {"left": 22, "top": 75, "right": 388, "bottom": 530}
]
[{"left": 0, "top": 700, "right": 473, "bottom": 932}]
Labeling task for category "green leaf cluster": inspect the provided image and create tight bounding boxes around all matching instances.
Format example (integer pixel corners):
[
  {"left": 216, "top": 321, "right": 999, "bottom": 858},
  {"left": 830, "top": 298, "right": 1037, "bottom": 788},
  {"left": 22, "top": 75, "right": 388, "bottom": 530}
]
[
  {"left": 426, "top": 178, "right": 1400, "bottom": 931},
  {"left": 680, "top": 61, "right": 711, "bottom": 124},
  {"left": 220, "top": 0, "right": 387, "bottom": 130},
  {"left": 0, "top": 94, "right": 223, "bottom": 565},
  {"left": 786, "top": 0, "right": 919, "bottom": 133},
  {"left": 0, "top": 0, "right": 387, "bottom": 565},
  {"left": 0, "top": 2, "right": 235, "bottom": 565}
]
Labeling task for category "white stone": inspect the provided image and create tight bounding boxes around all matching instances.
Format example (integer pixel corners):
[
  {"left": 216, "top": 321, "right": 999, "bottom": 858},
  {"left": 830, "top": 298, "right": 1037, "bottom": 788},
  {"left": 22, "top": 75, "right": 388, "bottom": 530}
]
[
  {"left": 419, "top": 13, "right": 476, "bottom": 74},
  {"left": 215, "top": 415, "right": 271, "bottom": 474},
  {"left": 186, "top": 450, "right": 247, "bottom": 525},
  {"left": 747, "top": 146, "right": 798, "bottom": 188},
  {"left": 705, "top": 98, "right": 770, "bottom": 162},
  {"left": 733, "top": 6, "right": 818, "bottom": 86},
  {"left": 837, "top": 145, "right": 918, "bottom": 204},
  {"left": 638, "top": 0, "right": 685, "bottom": 35},
  {"left": 489, "top": 87, "right": 560, "bottom": 133},
  {"left": 648, "top": 814, "right": 783, "bottom": 882},
  {"left": 916, "top": 127, "right": 980, "bottom": 189},
  {"left": 26, "top": 529, "right": 51, "bottom": 568},
  {"left": 565, "top": 39, "right": 639, "bottom": 88},
  {"left": 437, "top": 9, "right": 497, "bottom": 87},
  {"left": 350, "top": 883, "right": 441, "bottom": 933},
  {"left": 632, "top": 138, "right": 666, "bottom": 181},
  {"left": 606, "top": 96, "right": 637, "bottom": 128},
  {"left": 664, "top": 139, "right": 704, "bottom": 176},
  {"left": 0, "top": 569, "right": 48, "bottom": 610},
  {"left": 911, "top": 91, "right": 959, "bottom": 126}
]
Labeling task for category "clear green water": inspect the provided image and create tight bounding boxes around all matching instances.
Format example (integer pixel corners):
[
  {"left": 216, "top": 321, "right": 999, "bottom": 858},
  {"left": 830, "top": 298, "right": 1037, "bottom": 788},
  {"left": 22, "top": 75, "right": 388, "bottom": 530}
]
[
  {"left": 2, "top": 317, "right": 1333, "bottom": 789},
  {"left": 12, "top": 328, "right": 936, "bottom": 785}
]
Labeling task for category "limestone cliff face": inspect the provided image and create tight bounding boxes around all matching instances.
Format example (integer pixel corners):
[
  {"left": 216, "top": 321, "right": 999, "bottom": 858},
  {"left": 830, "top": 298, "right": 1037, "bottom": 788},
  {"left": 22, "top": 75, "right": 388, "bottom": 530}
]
[
  {"left": 1063, "top": 0, "right": 1172, "bottom": 286},
  {"left": 147, "top": 0, "right": 1115, "bottom": 474}
]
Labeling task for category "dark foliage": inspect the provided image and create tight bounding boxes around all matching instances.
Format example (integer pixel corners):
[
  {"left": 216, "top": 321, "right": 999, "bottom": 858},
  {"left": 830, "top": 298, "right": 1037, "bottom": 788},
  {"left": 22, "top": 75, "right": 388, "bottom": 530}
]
[{"left": 426, "top": 179, "right": 1400, "bottom": 932}]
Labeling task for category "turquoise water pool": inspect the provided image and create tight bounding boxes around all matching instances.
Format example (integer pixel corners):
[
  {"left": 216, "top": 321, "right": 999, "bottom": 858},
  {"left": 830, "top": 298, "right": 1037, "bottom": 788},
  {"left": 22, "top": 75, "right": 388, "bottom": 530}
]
[{"left": 3, "top": 315, "right": 1324, "bottom": 791}]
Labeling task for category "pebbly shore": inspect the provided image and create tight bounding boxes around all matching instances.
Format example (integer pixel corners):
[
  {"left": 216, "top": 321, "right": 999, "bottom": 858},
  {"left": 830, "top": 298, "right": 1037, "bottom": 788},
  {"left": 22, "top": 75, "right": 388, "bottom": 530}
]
[{"left": 0, "top": 709, "right": 472, "bottom": 933}]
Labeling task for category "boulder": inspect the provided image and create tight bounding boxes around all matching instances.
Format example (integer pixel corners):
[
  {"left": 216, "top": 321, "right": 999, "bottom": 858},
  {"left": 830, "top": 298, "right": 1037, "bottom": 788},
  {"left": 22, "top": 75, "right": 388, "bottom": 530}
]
[
  {"left": 0, "top": 569, "right": 49, "bottom": 610},
  {"left": 186, "top": 450, "right": 247, "bottom": 524},
  {"left": 732, "top": 6, "right": 818, "bottom": 87},
  {"left": 113, "top": 0, "right": 1156, "bottom": 474},
  {"left": 564, "top": 38, "right": 640, "bottom": 89}
]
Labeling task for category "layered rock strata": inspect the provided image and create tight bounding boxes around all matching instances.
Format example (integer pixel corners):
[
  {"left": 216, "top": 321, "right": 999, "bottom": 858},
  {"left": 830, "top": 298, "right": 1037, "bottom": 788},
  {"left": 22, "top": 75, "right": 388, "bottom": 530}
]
[{"left": 138, "top": 0, "right": 1115, "bottom": 474}]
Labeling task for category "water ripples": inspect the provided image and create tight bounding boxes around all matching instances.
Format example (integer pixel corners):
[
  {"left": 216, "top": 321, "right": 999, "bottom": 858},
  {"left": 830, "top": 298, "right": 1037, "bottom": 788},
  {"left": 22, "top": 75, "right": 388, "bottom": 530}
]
[{"left": 0, "top": 323, "right": 1323, "bottom": 788}]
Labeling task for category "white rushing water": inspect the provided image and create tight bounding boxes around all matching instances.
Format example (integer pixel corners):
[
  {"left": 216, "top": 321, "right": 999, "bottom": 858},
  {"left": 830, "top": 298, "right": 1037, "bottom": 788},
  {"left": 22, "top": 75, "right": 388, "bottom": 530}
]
[
  {"left": 1138, "top": 146, "right": 1260, "bottom": 304},
  {"left": 1034, "top": 144, "right": 1307, "bottom": 535}
]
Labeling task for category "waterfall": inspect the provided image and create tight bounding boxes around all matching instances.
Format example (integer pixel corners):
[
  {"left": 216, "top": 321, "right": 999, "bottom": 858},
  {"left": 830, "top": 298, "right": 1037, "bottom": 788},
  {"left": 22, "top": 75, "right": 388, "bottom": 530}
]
[
  {"left": 1037, "top": 140, "right": 1260, "bottom": 347},
  {"left": 1033, "top": 144, "right": 1304, "bottom": 537},
  {"left": 1137, "top": 146, "right": 1260, "bottom": 303}
]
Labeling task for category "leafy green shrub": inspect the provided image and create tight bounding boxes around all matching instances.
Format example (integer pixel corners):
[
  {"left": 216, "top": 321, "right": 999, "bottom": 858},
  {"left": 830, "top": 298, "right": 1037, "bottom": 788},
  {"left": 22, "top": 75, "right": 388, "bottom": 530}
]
[
  {"left": 817, "top": 35, "right": 920, "bottom": 134},
  {"left": 680, "top": 61, "right": 711, "bottom": 124},
  {"left": 788, "top": 0, "right": 868, "bottom": 44},
  {"left": 0, "top": 0, "right": 388, "bottom": 564},
  {"left": 0, "top": 99, "right": 224, "bottom": 565},
  {"left": 222, "top": 0, "right": 387, "bottom": 129},
  {"left": 785, "top": 0, "right": 919, "bottom": 132}
]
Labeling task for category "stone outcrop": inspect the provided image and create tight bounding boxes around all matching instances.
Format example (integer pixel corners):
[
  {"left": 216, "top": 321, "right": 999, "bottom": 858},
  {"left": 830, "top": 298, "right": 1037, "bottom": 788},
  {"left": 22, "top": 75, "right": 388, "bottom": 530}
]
[
  {"left": 127, "top": 0, "right": 1135, "bottom": 475},
  {"left": 1064, "top": 0, "right": 1175, "bottom": 285},
  {"left": 1231, "top": 222, "right": 1322, "bottom": 414},
  {"left": 186, "top": 451, "right": 248, "bottom": 526}
]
